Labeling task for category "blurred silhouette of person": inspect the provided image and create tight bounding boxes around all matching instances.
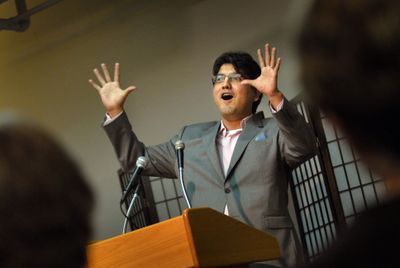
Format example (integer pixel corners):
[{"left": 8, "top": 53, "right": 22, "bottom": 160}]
[
  {"left": 0, "top": 116, "right": 94, "bottom": 268},
  {"left": 298, "top": 0, "right": 400, "bottom": 267}
]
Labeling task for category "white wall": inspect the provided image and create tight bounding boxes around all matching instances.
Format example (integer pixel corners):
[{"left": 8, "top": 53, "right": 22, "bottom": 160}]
[{"left": 0, "top": 0, "right": 312, "bottom": 240}]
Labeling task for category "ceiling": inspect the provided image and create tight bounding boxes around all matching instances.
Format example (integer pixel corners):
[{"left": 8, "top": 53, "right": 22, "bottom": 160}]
[{"left": 0, "top": 0, "right": 62, "bottom": 31}]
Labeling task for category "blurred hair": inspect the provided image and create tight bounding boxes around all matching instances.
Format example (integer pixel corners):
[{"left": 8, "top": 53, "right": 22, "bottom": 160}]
[
  {"left": 0, "top": 120, "right": 94, "bottom": 268},
  {"left": 213, "top": 51, "right": 262, "bottom": 113},
  {"left": 298, "top": 0, "right": 400, "bottom": 160}
]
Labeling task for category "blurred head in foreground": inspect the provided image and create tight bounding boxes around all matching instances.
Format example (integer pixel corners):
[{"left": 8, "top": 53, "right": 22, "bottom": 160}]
[
  {"left": 298, "top": 0, "right": 400, "bottom": 192},
  {"left": 0, "top": 116, "right": 94, "bottom": 268}
]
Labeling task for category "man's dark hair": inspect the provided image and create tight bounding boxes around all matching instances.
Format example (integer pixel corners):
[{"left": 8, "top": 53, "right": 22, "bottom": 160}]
[
  {"left": 0, "top": 121, "right": 94, "bottom": 268},
  {"left": 213, "top": 52, "right": 262, "bottom": 113},
  {"left": 298, "top": 0, "right": 400, "bottom": 160}
]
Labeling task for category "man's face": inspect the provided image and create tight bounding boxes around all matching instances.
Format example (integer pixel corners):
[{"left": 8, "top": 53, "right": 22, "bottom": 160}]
[{"left": 213, "top": 64, "right": 260, "bottom": 121}]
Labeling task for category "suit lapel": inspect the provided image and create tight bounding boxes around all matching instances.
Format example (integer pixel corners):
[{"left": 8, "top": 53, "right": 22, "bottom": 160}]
[
  {"left": 226, "top": 112, "right": 265, "bottom": 179},
  {"left": 202, "top": 122, "right": 225, "bottom": 180}
]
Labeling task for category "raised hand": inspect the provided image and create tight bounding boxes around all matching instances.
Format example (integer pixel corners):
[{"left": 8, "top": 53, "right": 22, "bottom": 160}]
[
  {"left": 89, "top": 63, "right": 136, "bottom": 118},
  {"left": 241, "top": 43, "right": 283, "bottom": 108}
]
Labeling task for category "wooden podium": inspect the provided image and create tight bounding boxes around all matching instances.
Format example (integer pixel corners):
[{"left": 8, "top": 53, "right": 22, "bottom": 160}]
[{"left": 87, "top": 207, "right": 280, "bottom": 267}]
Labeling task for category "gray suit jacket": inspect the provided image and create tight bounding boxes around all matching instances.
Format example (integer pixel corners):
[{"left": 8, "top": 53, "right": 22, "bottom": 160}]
[{"left": 104, "top": 98, "right": 316, "bottom": 267}]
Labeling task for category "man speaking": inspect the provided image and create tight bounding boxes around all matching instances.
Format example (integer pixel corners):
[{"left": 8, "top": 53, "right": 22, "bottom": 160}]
[{"left": 89, "top": 43, "right": 316, "bottom": 267}]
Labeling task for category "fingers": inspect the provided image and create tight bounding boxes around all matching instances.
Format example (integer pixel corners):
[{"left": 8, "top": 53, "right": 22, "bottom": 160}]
[
  {"left": 90, "top": 62, "right": 120, "bottom": 89},
  {"left": 270, "top": 47, "right": 276, "bottom": 67},
  {"left": 259, "top": 43, "right": 280, "bottom": 69},
  {"left": 125, "top": 86, "right": 137, "bottom": 94},
  {"left": 101, "top": 63, "right": 112, "bottom": 82},
  {"left": 275, "top": 58, "right": 282, "bottom": 72},
  {"left": 88, "top": 79, "right": 101, "bottom": 91},
  {"left": 93, "top": 68, "right": 106, "bottom": 86},
  {"left": 120, "top": 86, "right": 137, "bottom": 99},
  {"left": 257, "top": 48, "right": 265, "bottom": 68},
  {"left": 265, "top": 43, "right": 271, "bottom": 66},
  {"left": 114, "top": 63, "right": 120, "bottom": 82},
  {"left": 241, "top": 79, "right": 255, "bottom": 87}
]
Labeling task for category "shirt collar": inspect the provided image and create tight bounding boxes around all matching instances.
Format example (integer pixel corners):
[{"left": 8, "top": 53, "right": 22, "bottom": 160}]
[{"left": 218, "top": 114, "right": 252, "bottom": 137}]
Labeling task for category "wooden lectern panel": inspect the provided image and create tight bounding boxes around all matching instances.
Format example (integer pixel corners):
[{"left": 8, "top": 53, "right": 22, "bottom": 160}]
[
  {"left": 183, "top": 208, "right": 280, "bottom": 267},
  {"left": 87, "top": 208, "right": 280, "bottom": 268},
  {"left": 87, "top": 216, "right": 194, "bottom": 267}
]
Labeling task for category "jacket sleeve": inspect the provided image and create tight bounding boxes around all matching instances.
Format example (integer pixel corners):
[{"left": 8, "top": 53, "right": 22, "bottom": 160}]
[
  {"left": 273, "top": 98, "right": 317, "bottom": 169},
  {"left": 103, "top": 112, "right": 179, "bottom": 178}
]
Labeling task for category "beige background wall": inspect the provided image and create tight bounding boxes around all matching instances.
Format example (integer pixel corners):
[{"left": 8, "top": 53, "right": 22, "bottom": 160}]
[{"left": 0, "top": 0, "right": 312, "bottom": 240}]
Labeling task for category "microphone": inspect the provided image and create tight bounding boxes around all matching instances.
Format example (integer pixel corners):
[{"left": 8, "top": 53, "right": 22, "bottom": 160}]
[
  {"left": 120, "top": 156, "right": 148, "bottom": 204},
  {"left": 175, "top": 140, "right": 191, "bottom": 208},
  {"left": 175, "top": 140, "right": 185, "bottom": 170}
]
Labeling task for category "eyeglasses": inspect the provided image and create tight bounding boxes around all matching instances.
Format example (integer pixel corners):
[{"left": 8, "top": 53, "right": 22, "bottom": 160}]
[{"left": 212, "top": 73, "right": 243, "bottom": 84}]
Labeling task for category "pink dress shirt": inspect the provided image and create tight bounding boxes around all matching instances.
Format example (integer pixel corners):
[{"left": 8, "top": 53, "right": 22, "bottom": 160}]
[{"left": 216, "top": 101, "right": 283, "bottom": 215}]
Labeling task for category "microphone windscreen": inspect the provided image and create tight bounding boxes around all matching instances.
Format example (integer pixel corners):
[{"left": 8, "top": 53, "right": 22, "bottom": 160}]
[
  {"left": 136, "top": 156, "right": 148, "bottom": 168},
  {"left": 175, "top": 140, "right": 185, "bottom": 150}
]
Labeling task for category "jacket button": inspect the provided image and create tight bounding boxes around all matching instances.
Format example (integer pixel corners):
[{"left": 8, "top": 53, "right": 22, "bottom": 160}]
[{"left": 224, "top": 188, "right": 231, "bottom": 193}]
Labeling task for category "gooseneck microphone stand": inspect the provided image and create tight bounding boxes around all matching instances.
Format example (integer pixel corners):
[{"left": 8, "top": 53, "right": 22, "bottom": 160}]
[
  {"left": 122, "top": 183, "right": 141, "bottom": 234},
  {"left": 121, "top": 156, "right": 148, "bottom": 234},
  {"left": 175, "top": 140, "right": 192, "bottom": 209}
]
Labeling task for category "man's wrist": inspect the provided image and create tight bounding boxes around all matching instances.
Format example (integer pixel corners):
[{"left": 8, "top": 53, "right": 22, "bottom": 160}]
[
  {"left": 267, "top": 90, "right": 284, "bottom": 110},
  {"left": 104, "top": 110, "right": 124, "bottom": 126},
  {"left": 107, "top": 108, "right": 124, "bottom": 119}
]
